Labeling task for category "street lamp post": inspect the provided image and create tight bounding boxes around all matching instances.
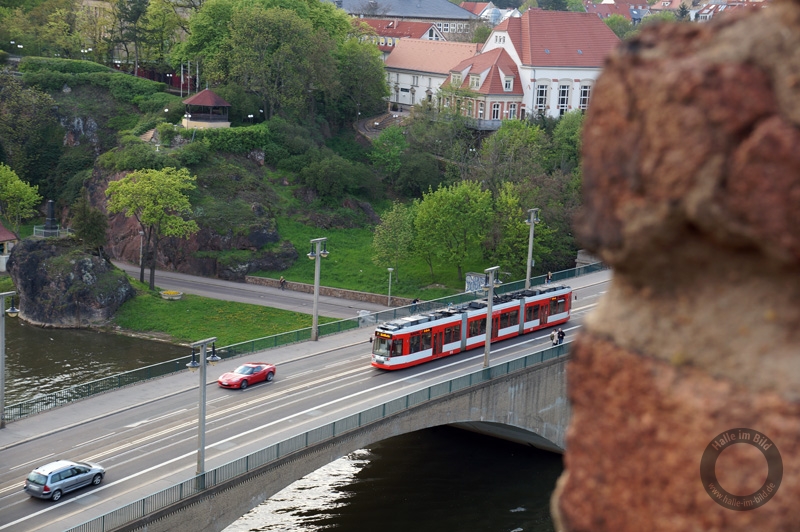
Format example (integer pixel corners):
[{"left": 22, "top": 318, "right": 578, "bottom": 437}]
[
  {"left": 387, "top": 268, "right": 394, "bottom": 306},
  {"left": 248, "top": 114, "right": 254, "bottom": 124},
  {"left": 525, "top": 208, "right": 541, "bottom": 290},
  {"left": 185, "top": 337, "right": 220, "bottom": 477},
  {"left": 483, "top": 266, "right": 500, "bottom": 368},
  {"left": 0, "top": 291, "right": 19, "bottom": 429},
  {"left": 308, "top": 237, "right": 329, "bottom": 341}
]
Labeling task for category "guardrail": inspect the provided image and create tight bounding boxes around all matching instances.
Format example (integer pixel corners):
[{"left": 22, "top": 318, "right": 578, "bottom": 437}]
[
  {"left": 65, "top": 341, "right": 571, "bottom": 532},
  {"left": 2, "top": 262, "right": 606, "bottom": 423}
]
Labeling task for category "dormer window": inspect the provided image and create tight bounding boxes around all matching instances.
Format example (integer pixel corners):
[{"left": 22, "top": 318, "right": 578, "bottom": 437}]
[
  {"left": 452, "top": 74, "right": 462, "bottom": 86},
  {"left": 504, "top": 77, "right": 513, "bottom": 91},
  {"left": 470, "top": 75, "right": 480, "bottom": 89}
]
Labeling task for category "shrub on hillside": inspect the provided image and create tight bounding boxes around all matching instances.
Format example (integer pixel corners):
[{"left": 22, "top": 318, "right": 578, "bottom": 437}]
[
  {"left": 184, "top": 124, "right": 273, "bottom": 154},
  {"left": 0, "top": 51, "right": 8, "bottom": 65},
  {"left": 19, "top": 57, "right": 110, "bottom": 74},
  {"left": 98, "top": 136, "right": 167, "bottom": 171},
  {"left": 170, "top": 138, "right": 211, "bottom": 167},
  {"left": 21, "top": 70, "right": 166, "bottom": 104},
  {"left": 133, "top": 92, "right": 183, "bottom": 115}
]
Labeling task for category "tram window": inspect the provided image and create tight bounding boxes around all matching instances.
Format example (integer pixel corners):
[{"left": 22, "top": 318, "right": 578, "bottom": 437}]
[
  {"left": 526, "top": 305, "right": 539, "bottom": 322},
  {"left": 409, "top": 334, "right": 421, "bottom": 354},
  {"left": 373, "top": 337, "right": 391, "bottom": 356},
  {"left": 499, "top": 310, "right": 518, "bottom": 328},
  {"left": 421, "top": 331, "right": 431, "bottom": 350},
  {"left": 468, "top": 319, "right": 486, "bottom": 337},
  {"left": 444, "top": 325, "right": 460, "bottom": 344},
  {"left": 550, "top": 298, "right": 566, "bottom": 314},
  {"left": 392, "top": 340, "right": 403, "bottom": 357}
]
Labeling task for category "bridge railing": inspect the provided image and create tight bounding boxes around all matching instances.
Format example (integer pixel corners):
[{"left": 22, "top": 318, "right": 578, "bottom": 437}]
[
  {"left": 3, "top": 262, "right": 605, "bottom": 423},
  {"left": 65, "top": 341, "right": 572, "bottom": 532}
]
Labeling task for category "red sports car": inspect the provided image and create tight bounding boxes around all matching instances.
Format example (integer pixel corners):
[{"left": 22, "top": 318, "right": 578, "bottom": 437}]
[{"left": 217, "top": 363, "right": 276, "bottom": 390}]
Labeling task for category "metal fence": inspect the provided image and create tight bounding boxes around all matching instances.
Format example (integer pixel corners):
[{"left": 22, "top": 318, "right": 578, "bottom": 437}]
[
  {"left": 3, "top": 262, "right": 606, "bottom": 423},
  {"left": 65, "top": 341, "right": 571, "bottom": 532}
]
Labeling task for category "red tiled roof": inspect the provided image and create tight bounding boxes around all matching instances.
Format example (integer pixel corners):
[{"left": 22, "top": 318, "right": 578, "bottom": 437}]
[
  {"left": 0, "top": 221, "right": 17, "bottom": 242},
  {"left": 446, "top": 47, "right": 523, "bottom": 95},
  {"left": 460, "top": 2, "right": 490, "bottom": 15},
  {"left": 583, "top": 0, "right": 633, "bottom": 20},
  {"left": 494, "top": 8, "right": 620, "bottom": 67},
  {"left": 358, "top": 18, "right": 437, "bottom": 39},
  {"left": 385, "top": 39, "right": 482, "bottom": 74},
  {"left": 182, "top": 89, "right": 231, "bottom": 107}
]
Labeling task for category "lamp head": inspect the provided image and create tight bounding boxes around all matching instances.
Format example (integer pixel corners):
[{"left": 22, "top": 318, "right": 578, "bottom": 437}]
[
  {"left": 6, "top": 296, "right": 19, "bottom": 318},
  {"left": 186, "top": 348, "right": 200, "bottom": 372},
  {"left": 207, "top": 343, "right": 221, "bottom": 366}
]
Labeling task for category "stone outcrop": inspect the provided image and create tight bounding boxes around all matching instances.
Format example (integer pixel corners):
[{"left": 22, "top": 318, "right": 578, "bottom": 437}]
[
  {"left": 6, "top": 238, "right": 135, "bottom": 328},
  {"left": 553, "top": 2, "right": 800, "bottom": 531}
]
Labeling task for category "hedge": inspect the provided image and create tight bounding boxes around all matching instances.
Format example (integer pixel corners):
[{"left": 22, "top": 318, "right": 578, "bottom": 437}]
[
  {"left": 21, "top": 70, "right": 166, "bottom": 104},
  {"left": 181, "top": 123, "right": 273, "bottom": 154},
  {"left": 18, "top": 57, "right": 111, "bottom": 74}
]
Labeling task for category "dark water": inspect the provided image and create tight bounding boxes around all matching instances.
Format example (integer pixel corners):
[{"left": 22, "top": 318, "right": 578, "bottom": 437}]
[
  {"left": 225, "top": 426, "right": 563, "bottom": 532},
  {"left": 3, "top": 318, "right": 187, "bottom": 405}
]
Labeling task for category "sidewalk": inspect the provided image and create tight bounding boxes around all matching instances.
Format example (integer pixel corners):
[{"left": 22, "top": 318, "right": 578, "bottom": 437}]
[{"left": 0, "top": 327, "right": 369, "bottom": 452}]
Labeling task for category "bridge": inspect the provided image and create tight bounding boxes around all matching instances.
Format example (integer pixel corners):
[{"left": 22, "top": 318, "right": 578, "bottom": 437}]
[{"left": 0, "top": 270, "right": 608, "bottom": 532}]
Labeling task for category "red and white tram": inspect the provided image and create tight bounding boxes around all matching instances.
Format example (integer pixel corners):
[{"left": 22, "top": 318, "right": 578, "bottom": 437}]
[{"left": 371, "top": 284, "right": 572, "bottom": 370}]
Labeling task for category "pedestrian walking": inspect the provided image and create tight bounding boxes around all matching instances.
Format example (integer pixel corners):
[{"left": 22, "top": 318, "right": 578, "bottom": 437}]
[
  {"left": 279, "top": 276, "right": 286, "bottom": 290},
  {"left": 557, "top": 328, "right": 565, "bottom": 345},
  {"left": 411, "top": 298, "right": 419, "bottom": 313},
  {"left": 546, "top": 271, "right": 552, "bottom": 284},
  {"left": 550, "top": 330, "right": 557, "bottom": 346}
]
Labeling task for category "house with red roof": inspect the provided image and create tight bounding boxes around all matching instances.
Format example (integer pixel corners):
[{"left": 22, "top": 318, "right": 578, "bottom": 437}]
[
  {"left": 441, "top": 47, "right": 523, "bottom": 129},
  {"left": 181, "top": 89, "right": 232, "bottom": 130},
  {"left": 0, "top": 221, "right": 18, "bottom": 272},
  {"left": 481, "top": 9, "right": 620, "bottom": 119},
  {"left": 357, "top": 18, "right": 446, "bottom": 59},
  {"left": 384, "top": 39, "right": 482, "bottom": 108}
]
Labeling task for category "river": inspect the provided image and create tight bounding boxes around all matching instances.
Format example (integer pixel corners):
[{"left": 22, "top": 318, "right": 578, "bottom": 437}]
[
  {"left": 224, "top": 426, "right": 562, "bottom": 532},
  {"left": 5, "top": 321, "right": 562, "bottom": 531}
]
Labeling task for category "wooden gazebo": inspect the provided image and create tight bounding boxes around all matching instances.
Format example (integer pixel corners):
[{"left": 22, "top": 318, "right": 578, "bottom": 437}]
[{"left": 182, "top": 89, "right": 231, "bottom": 129}]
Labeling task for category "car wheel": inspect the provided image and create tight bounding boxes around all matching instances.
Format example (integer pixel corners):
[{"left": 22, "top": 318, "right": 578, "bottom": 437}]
[
  {"left": 266, "top": 372, "right": 274, "bottom": 382},
  {"left": 240, "top": 380, "right": 248, "bottom": 390},
  {"left": 92, "top": 474, "right": 103, "bottom": 486},
  {"left": 51, "top": 489, "right": 62, "bottom": 502}
]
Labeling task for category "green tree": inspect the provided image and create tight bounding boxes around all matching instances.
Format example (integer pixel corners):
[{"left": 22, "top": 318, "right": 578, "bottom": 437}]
[
  {"left": 106, "top": 167, "right": 199, "bottom": 289},
  {"left": 547, "top": 110, "right": 584, "bottom": 174},
  {"left": 677, "top": 3, "right": 690, "bottom": 20},
  {"left": 371, "top": 201, "right": 415, "bottom": 278},
  {"left": 604, "top": 14, "right": 635, "bottom": 39},
  {"left": 539, "top": 0, "right": 567, "bottom": 10},
  {"left": 70, "top": 189, "right": 108, "bottom": 255},
  {"left": 0, "top": 72, "right": 62, "bottom": 193},
  {"left": 112, "top": 0, "right": 149, "bottom": 74},
  {"left": 472, "top": 24, "right": 491, "bottom": 44},
  {"left": 414, "top": 181, "right": 492, "bottom": 281},
  {"left": 641, "top": 11, "right": 677, "bottom": 26},
  {"left": 368, "top": 126, "right": 408, "bottom": 186},
  {"left": 336, "top": 38, "right": 389, "bottom": 122},
  {"left": 218, "top": 6, "right": 337, "bottom": 121},
  {"left": 478, "top": 119, "right": 547, "bottom": 190},
  {"left": 0, "top": 163, "right": 42, "bottom": 235}
]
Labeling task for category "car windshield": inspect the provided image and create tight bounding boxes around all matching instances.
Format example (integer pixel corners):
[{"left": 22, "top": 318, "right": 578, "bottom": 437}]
[
  {"left": 233, "top": 366, "right": 255, "bottom": 375},
  {"left": 27, "top": 472, "right": 47, "bottom": 485}
]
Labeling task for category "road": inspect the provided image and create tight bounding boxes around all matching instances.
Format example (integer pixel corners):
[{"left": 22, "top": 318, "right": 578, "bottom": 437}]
[
  {"left": 0, "top": 271, "right": 610, "bottom": 531},
  {"left": 113, "top": 261, "right": 391, "bottom": 319}
]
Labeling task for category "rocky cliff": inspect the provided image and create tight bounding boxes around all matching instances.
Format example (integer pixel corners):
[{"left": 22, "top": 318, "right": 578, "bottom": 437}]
[
  {"left": 552, "top": 2, "right": 800, "bottom": 531},
  {"left": 6, "top": 238, "right": 135, "bottom": 327}
]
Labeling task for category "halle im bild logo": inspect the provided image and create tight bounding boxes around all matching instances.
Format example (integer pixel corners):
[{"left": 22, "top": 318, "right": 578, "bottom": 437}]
[{"left": 700, "top": 428, "right": 783, "bottom": 511}]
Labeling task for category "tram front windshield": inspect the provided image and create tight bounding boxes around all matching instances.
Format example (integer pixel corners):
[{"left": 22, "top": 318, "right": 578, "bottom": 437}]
[{"left": 373, "top": 337, "right": 401, "bottom": 357}]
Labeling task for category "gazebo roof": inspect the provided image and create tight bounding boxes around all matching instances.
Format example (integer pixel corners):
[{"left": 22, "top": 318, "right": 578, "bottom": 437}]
[
  {"left": 182, "top": 89, "right": 231, "bottom": 107},
  {"left": 0, "top": 221, "right": 17, "bottom": 241}
]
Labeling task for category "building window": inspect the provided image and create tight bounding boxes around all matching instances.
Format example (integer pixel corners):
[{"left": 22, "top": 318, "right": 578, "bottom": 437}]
[
  {"left": 508, "top": 103, "right": 517, "bottom": 119},
  {"left": 437, "top": 22, "right": 442, "bottom": 30},
  {"left": 492, "top": 102, "right": 500, "bottom": 120},
  {"left": 428, "top": 28, "right": 435, "bottom": 39},
  {"left": 579, "top": 84, "right": 592, "bottom": 110},
  {"left": 504, "top": 77, "right": 513, "bottom": 91},
  {"left": 465, "top": 24, "right": 469, "bottom": 31},
  {"left": 470, "top": 75, "right": 480, "bottom": 89},
  {"left": 558, "top": 84, "right": 570, "bottom": 115},
  {"left": 479, "top": 102, "right": 484, "bottom": 118},
  {"left": 457, "top": 23, "right": 463, "bottom": 33},
  {"left": 468, "top": 100, "right": 473, "bottom": 116},
  {"left": 535, "top": 84, "right": 548, "bottom": 111},
  {"left": 412, "top": 75, "right": 419, "bottom": 86},
  {"left": 379, "top": 37, "right": 385, "bottom": 45},
  {"left": 443, "top": 22, "right": 450, "bottom": 32},
  {"left": 452, "top": 74, "right": 462, "bottom": 86}
]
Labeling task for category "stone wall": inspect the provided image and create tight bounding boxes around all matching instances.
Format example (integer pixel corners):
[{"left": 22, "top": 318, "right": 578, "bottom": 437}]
[
  {"left": 552, "top": 2, "right": 800, "bottom": 531},
  {"left": 245, "top": 275, "right": 414, "bottom": 307}
]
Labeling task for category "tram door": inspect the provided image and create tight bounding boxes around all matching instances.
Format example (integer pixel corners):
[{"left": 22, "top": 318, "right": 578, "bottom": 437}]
[
  {"left": 433, "top": 331, "right": 443, "bottom": 355},
  {"left": 491, "top": 314, "right": 500, "bottom": 340},
  {"left": 540, "top": 303, "right": 550, "bottom": 325}
]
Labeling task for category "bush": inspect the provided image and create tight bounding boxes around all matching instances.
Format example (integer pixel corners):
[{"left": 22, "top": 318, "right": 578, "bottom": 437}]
[
  {"left": 170, "top": 139, "right": 211, "bottom": 167},
  {"left": 20, "top": 70, "right": 166, "bottom": 105},
  {"left": 156, "top": 122, "right": 178, "bottom": 146},
  {"left": 262, "top": 143, "right": 290, "bottom": 166},
  {"left": 190, "top": 124, "right": 272, "bottom": 154},
  {"left": 133, "top": 92, "right": 183, "bottom": 115},
  {"left": 19, "top": 57, "right": 110, "bottom": 74},
  {"left": 98, "top": 137, "right": 167, "bottom": 171},
  {"left": 0, "top": 50, "right": 8, "bottom": 65}
]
